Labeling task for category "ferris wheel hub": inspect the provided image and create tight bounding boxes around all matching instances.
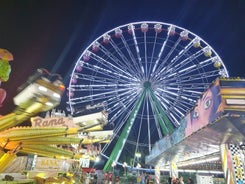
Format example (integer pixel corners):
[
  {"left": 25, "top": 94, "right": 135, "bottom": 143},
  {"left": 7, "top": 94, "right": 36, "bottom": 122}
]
[{"left": 143, "top": 81, "right": 151, "bottom": 89}]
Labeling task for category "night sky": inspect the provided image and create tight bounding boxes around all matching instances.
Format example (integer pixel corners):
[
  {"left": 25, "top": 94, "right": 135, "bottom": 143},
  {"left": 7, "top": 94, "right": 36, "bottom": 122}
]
[{"left": 0, "top": 0, "right": 245, "bottom": 115}]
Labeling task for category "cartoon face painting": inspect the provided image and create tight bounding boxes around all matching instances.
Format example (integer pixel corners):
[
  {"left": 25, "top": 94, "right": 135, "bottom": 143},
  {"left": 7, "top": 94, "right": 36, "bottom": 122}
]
[
  {"left": 190, "top": 89, "right": 213, "bottom": 127},
  {"left": 185, "top": 82, "right": 222, "bottom": 136}
]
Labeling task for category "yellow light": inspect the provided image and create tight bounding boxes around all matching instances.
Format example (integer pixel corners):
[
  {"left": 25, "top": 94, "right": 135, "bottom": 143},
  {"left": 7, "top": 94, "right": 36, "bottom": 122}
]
[
  {"left": 38, "top": 86, "right": 48, "bottom": 92},
  {"left": 36, "top": 172, "right": 47, "bottom": 178},
  {"left": 135, "top": 152, "right": 141, "bottom": 158},
  {"left": 53, "top": 92, "right": 61, "bottom": 98},
  {"left": 95, "top": 156, "right": 100, "bottom": 162},
  {"left": 45, "top": 102, "right": 54, "bottom": 106}
]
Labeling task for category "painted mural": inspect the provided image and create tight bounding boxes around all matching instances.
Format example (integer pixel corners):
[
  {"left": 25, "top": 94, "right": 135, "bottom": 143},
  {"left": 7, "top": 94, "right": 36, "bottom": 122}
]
[
  {"left": 147, "top": 79, "right": 224, "bottom": 162},
  {"left": 146, "top": 77, "right": 245, "bottom": 165},
  {"left": 185, "top": 79, "right": 223, "bottom": 137}
]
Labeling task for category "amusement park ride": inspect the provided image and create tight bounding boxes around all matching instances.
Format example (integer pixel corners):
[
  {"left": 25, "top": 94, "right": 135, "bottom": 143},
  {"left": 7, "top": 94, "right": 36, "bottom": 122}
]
[
  {"left": 145, "top": 77, "right": 245, "bottom": 183},
  {"left": 0, "top": 54, "right": 112, "bottom": 181},
  {"left": 65, "top": 21, "right": 245, "bottom": 183}
]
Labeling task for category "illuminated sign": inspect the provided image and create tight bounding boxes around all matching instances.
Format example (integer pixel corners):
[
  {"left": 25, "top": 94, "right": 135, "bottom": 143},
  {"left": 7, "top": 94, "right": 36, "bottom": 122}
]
[{"left": 31, "top": 116, "right": 78, "bottom": 128}]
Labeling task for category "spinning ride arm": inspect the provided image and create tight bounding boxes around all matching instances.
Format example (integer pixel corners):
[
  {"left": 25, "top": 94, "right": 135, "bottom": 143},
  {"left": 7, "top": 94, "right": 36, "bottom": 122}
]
[
  {"left": 0, "top": 151, "right": 17, "bottom": 173},
  {"left": 0, "top": 69, "right": 65, "bottom": 172},
  {"left": 0, "top": 69, "right": 113, "bottom": 171},
  {"left": 0, "top": 69, "right": 65, "bottom": 132}
]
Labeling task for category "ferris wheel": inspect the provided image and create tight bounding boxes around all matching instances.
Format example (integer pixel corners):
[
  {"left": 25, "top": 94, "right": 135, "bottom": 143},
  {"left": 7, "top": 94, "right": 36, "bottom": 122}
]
[{"left": 67, "top": 21, "right": 229, "bottom": 170}]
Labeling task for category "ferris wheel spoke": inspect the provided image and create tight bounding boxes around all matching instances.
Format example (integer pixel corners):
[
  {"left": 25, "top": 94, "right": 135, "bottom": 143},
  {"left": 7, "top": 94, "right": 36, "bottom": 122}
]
[
  {"left": 146, "top": 98, "right": 152, "bottom": 152},
  {"left": 79, "top": 62, "right": 135, "bottom": 83},
  {"left": 169, "top": 56, "right": 213, "bottom": 77},
  {"left": 94, "top": 44, "right": 128, "bottom": 72},
  {"left": 143, "top": 32, "right": 148, "bottom": 79},
  {"left": 78, "top": 58, "right": 137, "bottom": 84},
  {"left": 95, "top": 44, "right": 139, "bottom": 80},
  {"left": 120, "top": 35, "right": 144, "bottom": 79},
  {"left": 173, "top": 106, "right": 186, "bottom": 118},
  {"left": 107, "top": 94, "right": 137, "bottom": 116},
  {"left": 164, "top": 81, "right": 206, "bottom": 90},
  {"left": 151, "top": 31, "right": 170, "bottom": 76},
  {"left": 111, "top": 105, "right": 132, "bottom": 131},
  {"left": 105, "top": 89, "right": 140, "bottom": 115},
  {"left": 114, "top": 134, "right": 150, "bottom": 147},
  {"left": 178, "top": 69, "right": 219, "bottom": 80},
  {"left": 155, "top": 49, "right": 204, "bottom": 81},
  {"left": 151, "top": 24, "right": 175, "bottom": 76},
  {"left": 158, "top": 92, "right": 198, "bottom": 108},
  {"left": 151, "top": 37, "right": 182, "bottom": 79},
  {"left": 171, "top": 100, "right": 192, "bottom": 116},
  {"left": 159, "top": 70, "right": 218, "bottom": 86},
  {"left": 155, "top": 91, "right": 194, "bottom": 116},
  {"left": 90, "top": 52, "right": 138, "bottom": 80},
  {"left": 133, "top": 100, "right": 145, "bottom": 165},
  {"left": 157, "top": 40, "right": 196, "bottom": 79},
  {"left": 71, "top": 83, "right": 141, "bottom": 92},
  {"left": 147, "top": 95, "right": 164, "bottom": 138},
  {"left": 165, "top": 52, "right": 221, "bottom": 81},
  {"left": 109, "top": 38, "right": 141, "bottom": 78},
  {"left": 157, "top": 87, "right": 201, "bottom": 101},
  {"left": 70, "top": 87, "right": 134, "bottom": 104},
  {"left": 147, "top": 32, "right": 159, "bottom": 80},
  {"left": 109, "top": 105, "right": 132, "bottom": 134},
  {"left": 136, "top": 97, "right": 151, "bottom": 144},
  {"left": 149, "top": 89, "right": 175, "bottom": 132},
  {"left": 130, "top": 25, "right": 145, "bottom": 77},
  {"left": 74, "top": 73, "right": 123, "bottom": 85},
  {"left": 178, "top": 70, "right": 221, "bottom": 83}
]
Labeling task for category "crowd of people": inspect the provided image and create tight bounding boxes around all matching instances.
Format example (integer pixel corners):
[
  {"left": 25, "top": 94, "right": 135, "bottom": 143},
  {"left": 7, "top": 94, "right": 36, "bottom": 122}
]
[
  {"left": 136, "top": 172, "right": 154, "bottom": 184},
  {"left": 82, "top": 171, "right": 195, "bottom": 184}
]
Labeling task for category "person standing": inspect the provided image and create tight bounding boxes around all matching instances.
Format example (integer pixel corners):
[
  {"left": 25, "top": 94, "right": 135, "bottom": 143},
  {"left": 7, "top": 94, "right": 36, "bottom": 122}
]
[
  {"left": 109, "top": 172, "right": 113, "bottom": 184},
  {"left": 187, "top": 178, "right": 193, "bottom": 184},
  {"left": 137, "top": 173, "right": 141, "bottom": 184},
  {"left": 115, "top": 176, "right": 120, "bottom": 184},
  {"left": 179, "top": 176, "right": 184, "bottom": 184},
  {"left": 140, "top": 173, "right": 145, "bottom": 184}
]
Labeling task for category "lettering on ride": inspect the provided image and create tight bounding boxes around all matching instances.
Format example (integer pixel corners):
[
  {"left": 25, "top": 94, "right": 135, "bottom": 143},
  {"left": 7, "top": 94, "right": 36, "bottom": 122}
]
[
  {"left": 31, "top": 116, "right": 71, "bottom": 127},
  {"left": 40, "top": 159, "right": 59, "bottom": 167},
  {"left": 34, "top": 158, "right": 63, "bottom": 169}
]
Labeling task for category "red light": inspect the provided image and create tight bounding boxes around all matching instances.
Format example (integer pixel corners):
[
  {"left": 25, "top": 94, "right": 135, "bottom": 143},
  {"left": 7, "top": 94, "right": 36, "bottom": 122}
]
[{"left": 59, "top": 84, "right": 65, "bottom": 91}]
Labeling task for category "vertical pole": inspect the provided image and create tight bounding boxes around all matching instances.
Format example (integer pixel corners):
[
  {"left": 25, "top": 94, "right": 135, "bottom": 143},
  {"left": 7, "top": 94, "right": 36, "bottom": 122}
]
[
  {"left": 170, "top": 161, "right": 178, "bottom": 180},
  {"left": 155, "top": 165, "right": 160, "bottom": 184}
]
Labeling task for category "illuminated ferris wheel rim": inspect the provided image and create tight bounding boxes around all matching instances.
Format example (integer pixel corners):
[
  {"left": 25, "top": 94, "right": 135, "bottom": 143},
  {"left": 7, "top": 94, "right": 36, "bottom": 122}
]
[
  {"left": 70, "top": 21, "right": 228, "bottom": 76},
  {"left": 67, "top": 20, "right": 229, "bottom": 109},
  {"left": 66, "top": 21, "right": 229, "bottom": 166}
]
